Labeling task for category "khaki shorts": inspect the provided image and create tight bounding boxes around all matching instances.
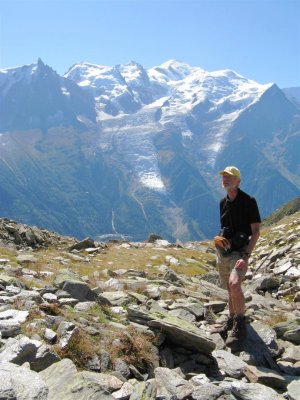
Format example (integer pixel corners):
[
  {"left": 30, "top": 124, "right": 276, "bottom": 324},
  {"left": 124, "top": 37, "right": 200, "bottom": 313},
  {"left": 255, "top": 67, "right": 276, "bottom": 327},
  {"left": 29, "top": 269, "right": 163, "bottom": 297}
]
[{"left": 216, "top": 250, "right": 247, "bottom": 289}]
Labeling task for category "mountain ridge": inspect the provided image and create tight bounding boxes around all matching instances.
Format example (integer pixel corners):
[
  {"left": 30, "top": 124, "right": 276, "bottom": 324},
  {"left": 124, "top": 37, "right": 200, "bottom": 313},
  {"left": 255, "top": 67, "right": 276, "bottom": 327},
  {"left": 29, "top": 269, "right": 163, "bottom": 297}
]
[{"left": 0, "top": 59, "right": 299, "bottom": 241}]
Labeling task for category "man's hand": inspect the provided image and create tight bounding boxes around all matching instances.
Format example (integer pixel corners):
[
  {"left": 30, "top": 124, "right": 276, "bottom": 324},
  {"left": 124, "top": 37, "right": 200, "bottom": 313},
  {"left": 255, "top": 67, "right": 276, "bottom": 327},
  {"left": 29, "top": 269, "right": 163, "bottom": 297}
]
[
  {"left": 235, "top": 258, "right": 248, "bottom": 270},
  {"left": 214, "top": 235, "right": 231, "bottom": 251}
]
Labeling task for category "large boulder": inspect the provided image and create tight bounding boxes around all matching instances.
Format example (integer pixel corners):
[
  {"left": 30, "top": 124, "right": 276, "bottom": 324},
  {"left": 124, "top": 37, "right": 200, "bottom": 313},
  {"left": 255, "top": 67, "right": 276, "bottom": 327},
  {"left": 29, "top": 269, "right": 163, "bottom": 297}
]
[
  {"left": 40, "top": 358, "right": 120, "bottom": 399},
  {"left": 0, "top": 362, "right": 48, "bottom": 399}
]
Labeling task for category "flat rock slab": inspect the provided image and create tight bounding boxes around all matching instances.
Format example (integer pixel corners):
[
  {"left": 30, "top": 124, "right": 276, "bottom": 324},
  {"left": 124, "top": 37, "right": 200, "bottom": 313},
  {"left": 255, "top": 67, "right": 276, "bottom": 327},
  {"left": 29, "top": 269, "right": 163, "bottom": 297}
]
[
  {"left": 148, "top": 312, "right": 216, "bottom": 354},
  {"left": 231, "top": 381, "right": 284, "bottom": 400},
  {"left": 244, "top": 364, "right": 286, "bottom": 389},
  {"left": 40, "top": 358, "right": 120, "bottom": 400}
]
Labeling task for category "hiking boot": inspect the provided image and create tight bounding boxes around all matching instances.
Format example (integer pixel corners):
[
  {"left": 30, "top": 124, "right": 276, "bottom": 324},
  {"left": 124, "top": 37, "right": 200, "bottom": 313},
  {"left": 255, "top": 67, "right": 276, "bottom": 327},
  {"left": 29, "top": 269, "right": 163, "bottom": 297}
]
[
  {"left": 210, "top": 315, "right": 234, "bottom": 338},
  {"left": 225, "top": 315, "right": 247, "bottom": 351}
]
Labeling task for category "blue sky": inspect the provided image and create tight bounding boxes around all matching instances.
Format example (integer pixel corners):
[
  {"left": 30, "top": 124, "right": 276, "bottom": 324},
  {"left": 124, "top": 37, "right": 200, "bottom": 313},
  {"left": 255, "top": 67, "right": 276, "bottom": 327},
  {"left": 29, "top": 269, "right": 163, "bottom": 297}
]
[{"left": 0, "top": 0, "right": 299, "bottom": 88}]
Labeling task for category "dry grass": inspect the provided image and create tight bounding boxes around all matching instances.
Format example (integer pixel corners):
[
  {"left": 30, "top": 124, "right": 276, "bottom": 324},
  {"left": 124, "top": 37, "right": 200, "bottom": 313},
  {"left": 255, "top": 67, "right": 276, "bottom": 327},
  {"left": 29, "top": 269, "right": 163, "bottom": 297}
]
[
  {"left": 264, "top": 313, "right": 289, "bottom": 327},
  {"left": 109, "top": 325, "right": 159, "bottom": 372},
  {"left": 0, "top": 241, "right": 216, "bottom": 289},
  {"left": 55, "top": 329, "right": 99, "bottom": 369}
]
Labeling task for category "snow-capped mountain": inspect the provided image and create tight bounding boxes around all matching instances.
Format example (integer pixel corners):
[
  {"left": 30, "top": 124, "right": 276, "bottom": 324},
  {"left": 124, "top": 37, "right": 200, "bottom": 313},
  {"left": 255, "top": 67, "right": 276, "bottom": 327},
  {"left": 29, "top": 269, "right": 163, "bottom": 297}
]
[
  {"left": 0, "top": 59, "right": 299, "bottom": 241},
  {"left": 0, "top": 58, "right": 96, "bottom": 131}
]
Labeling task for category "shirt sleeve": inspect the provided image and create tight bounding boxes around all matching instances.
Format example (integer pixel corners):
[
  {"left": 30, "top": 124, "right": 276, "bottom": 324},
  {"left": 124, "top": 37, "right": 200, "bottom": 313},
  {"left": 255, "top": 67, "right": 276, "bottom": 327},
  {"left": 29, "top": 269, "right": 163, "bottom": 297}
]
[{"left": 248, "top": 197, "right": 261, "bottom": 224}]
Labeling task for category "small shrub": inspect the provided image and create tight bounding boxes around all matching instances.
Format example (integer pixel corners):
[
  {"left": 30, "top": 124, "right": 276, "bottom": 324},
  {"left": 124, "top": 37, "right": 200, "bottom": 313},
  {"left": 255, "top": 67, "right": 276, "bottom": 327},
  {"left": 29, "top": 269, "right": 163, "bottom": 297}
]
[
  {"left": 109, "top": 325, "right": 159, "bottom": 372},
  {"left": 56, "top": 329, "right": 99, "bottom": 369},
  {"left": 39, "top": 303, "right": 62, "bottom": 316}
]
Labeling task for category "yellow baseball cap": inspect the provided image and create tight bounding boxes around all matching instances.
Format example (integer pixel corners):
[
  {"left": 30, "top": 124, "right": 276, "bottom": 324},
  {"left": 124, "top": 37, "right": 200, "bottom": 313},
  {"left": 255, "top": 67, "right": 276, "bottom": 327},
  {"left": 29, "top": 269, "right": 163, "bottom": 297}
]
[{"left": 218, "top": 166, "right": 241, "bottom": 179}]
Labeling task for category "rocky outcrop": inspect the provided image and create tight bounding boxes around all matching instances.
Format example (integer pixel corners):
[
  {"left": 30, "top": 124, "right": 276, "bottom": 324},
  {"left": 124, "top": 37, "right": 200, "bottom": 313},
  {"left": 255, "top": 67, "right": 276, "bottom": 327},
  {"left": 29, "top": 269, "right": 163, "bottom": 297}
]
[{"left": 0, "top": 218, "right": 75, "bottom": 249}]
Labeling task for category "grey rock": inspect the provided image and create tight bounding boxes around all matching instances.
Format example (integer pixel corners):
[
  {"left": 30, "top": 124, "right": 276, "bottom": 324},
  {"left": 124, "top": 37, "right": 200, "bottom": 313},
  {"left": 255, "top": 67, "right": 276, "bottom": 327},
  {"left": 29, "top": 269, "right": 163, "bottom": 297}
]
[
  {"left": 247, "top": 275, "right": 281, "bottom": 292},
  {"left": 0, "top": 336, "right": 59, "bottom": 371},
  {"left": 112, "top": 381, "right": 134, "bottom": 399},
  {"left": 100, "top": 291, "right": 130, "bottom": 306},
  {"left": 145, "top": 309, "right": 216, "bottom": 354},
  {"left": 240, "top": 320, "right": 281, "bottom": 364},
  {"left": 56, "top": 320, "right": 79, "bottom": 349},
  {"left": 0, "top": 273, "right": 26, "bottom": 288},
  {"left": 53, "top": 268, "right": 82, "bottom": 288},
  {"left": 127, "top": 305, "right": 153, "bottom": 325},
  {"left": 154, "top": 367, "right": 193, "bottom": 399},
  {"left": 169, "top": 301, "right": 205, "bottom": 319},
  {"left": 189, "top": 373, "right": 211, "bottom": 386},
  {"left": 231, "top": 381, "right": 283, "bottom": 400},
  {"left": 273, "top": 260, "right": 293, "bottom": 275},
  {"left": 277, "top": 360, "right": 300, "bottom": 375},
  {"left": 62, "top": 281, "right": 98, "bottom": 302},
  {"left": 68, "top": 237, "right": 95, "bottom": 251},
  {"left": 30, "top": 344, "right": 60, "bottom": 372},
  {"left": 243, "top": 364, "right": 286, "bottom": 389},
  {"left": 99, "top": 351, "right": 113, "bottom": 372},
  {"left": 274, "top": 318, "right": 300, "bottom": 345},
  {"left": 114, "top": 358, "right": 131, "bottom": 379},
  {"left": 16, "top": 254, "right": 38, "bottom": 264},
  {"left": 14, "top": 289, "right": 42, "bottom": 303},
  {"left": 212, "top": 350, "right": 247, "bottom": 378},
  {"left": 58, "top": 297, "right": 78, "bottom": 306},
  {"left": 164, "top": 268, "right": 181, "bottom": 282},
  {"left": 204, "top": 300, "right": 226, "bottom": 314},
  {"left": 197, "top": 280, "right": 228, "bottom": 301},
  {"left": 44, "top": 328, "right": 57, "bottom": 344},
  {"left": 40, "top": 358, "right": 120, "bottom": 399},
  {"left": 280, "top": 343, "right": 300, "bottom": 362},
  {"left": 42, "top": 293, "right": 58, "bottom": 303},
  {"left": 168, "top": 307, "right": 196, "bottom": 323},
  {"left": 74, "top": 301, "right": 97, "bottom": 312},
  {"left": 192, "top": 383, "right": 225, "bottom": 400},
  {"left": 286, "top": 266, "right": 300, "bottom": 278},
  {"left": 0, "top": 362, "right": 48, "bottom": 399},
  {"left": 129, "top": 380, "right": 157, "bottom": 400},
  {"left": 0, "top": 309, "right": 29, "bottom": 337},
  {"left": 287, "top": 378, "right": 300, "bottom": 400}
]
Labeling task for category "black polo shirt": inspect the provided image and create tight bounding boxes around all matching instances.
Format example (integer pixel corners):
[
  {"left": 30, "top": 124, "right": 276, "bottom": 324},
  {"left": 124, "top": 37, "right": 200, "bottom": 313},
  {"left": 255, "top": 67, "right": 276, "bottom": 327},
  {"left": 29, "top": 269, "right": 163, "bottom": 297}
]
[{"left": 220, "top": 189, "right": 261, "bottom": 237}]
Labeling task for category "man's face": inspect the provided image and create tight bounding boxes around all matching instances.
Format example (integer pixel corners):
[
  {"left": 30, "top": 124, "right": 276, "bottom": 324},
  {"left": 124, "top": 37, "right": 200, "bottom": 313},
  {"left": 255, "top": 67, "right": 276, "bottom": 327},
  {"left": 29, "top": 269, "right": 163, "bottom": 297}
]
[{"left": 221, "top": 173, "right": 240, "bottom": 191}]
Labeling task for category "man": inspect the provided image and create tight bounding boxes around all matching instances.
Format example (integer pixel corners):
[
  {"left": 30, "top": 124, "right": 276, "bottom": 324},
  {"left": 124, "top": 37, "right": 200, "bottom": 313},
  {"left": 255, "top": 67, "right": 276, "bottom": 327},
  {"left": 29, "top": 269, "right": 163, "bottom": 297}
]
[{"left": 213, "top": 166, "right": 261, "bottom": 350}]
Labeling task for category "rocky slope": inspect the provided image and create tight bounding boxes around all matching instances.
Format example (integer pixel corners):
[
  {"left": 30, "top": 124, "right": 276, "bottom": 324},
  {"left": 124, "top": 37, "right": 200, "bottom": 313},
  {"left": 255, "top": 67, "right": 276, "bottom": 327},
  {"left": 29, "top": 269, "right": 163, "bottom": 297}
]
[{"left": 0, "top": 211, "right": 299, "bottom": 399}]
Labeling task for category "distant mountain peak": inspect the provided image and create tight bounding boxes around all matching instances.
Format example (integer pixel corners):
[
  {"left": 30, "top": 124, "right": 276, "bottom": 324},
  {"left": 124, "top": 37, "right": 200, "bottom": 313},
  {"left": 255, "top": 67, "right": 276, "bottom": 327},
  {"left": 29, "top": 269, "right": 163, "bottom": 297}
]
[{"left": 37, "top": 57, "right": 45, "bottom": 66}]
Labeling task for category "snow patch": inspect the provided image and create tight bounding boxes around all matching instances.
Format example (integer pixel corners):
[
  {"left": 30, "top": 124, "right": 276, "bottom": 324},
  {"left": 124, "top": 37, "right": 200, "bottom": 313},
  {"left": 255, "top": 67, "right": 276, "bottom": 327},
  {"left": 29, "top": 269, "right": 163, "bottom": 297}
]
[
  {"left": 139, "top": 171, "right": 165, "bottom": 191},
  {"left": 61, "top": 87, "right": 70, "bottom": 96}
]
